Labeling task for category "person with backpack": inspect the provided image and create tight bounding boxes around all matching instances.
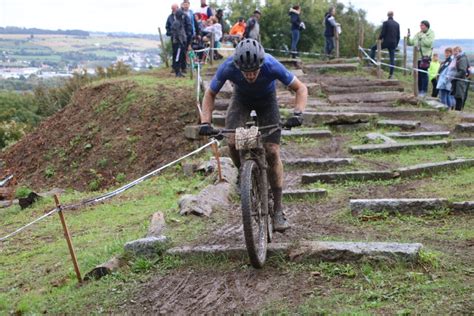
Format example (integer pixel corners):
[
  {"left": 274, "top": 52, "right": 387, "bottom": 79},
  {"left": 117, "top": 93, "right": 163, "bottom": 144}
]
[
  {"left": 451, "top": 46, "right": 470, "bottom": 111},
  {"left": 243, "top": 9, "right": 262, "bottom": 42},
  {"left": 166, "top": 4, "right": 193, "bottom": 77},
  {"left": 198, "top": 39, "right": 308, "bottom": 232},
  {"left": 323, "top": 7, "right": 340, "bottom": 57},
  {"left": 289, "top": 5, "right": 305, "bottom": 59}
]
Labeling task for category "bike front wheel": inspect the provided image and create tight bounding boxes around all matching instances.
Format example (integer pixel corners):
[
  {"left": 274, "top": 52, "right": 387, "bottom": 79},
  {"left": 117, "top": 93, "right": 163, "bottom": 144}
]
[{"left": 241, "top": 159, "right": 268, "bottom": 268}]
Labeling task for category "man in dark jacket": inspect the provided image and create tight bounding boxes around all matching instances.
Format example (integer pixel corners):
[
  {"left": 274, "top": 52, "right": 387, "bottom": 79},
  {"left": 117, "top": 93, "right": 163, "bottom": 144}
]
[
  {"left": 370, "top": 11, "right": 400, "bottom": 79},
  {"left": 243, "top": 9, "right": 261, "bottom": 42},
  {"left": 289, "top": 5, "right": 304, "bottom": 59},
  {"left": 323, "top": 7, "right": 339, "bottom": 57},
  {"left": 166, "top": 4, "right": 193, "bottom": 77},
  {"left": 452, "top": 46, "right": 470, "bottom": 111}
]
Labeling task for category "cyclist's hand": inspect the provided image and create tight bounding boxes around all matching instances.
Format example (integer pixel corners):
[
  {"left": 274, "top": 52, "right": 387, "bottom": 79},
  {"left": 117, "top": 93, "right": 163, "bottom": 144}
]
[
  {"left": 283, "top": 112, "right": 303, "bottom": 129},
  {"left": 198, "top": 123, "right": 216, "bottom": 136}
]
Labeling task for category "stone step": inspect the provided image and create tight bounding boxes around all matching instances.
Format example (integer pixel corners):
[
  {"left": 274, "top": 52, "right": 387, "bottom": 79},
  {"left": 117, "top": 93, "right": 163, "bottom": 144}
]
[
  {"left": 282, "top": 157, "right": 354, "bottom": 168},
  {"left": 277, "top": 58, "right": 303, "bottom": 68},
  {"left": 451, "top": 138, "right": 474, "bottom": 147},
  {"left": 283, "top": 189, "right": 327, "bottom": 199},
  {"left": 308, "top": 58, "right": 359, "bottom": 65},
  {"left": 310, "top": 106, "right": 440, "bottom": 119},
  {"left": 350, "top": 198, "right": 473, "bottom": 216},
  {"left": 303, "top": 112, "right": 378, "bottom": 126},
  {"left": 377, "top": 119, "right": 421, "bottom": 130},
  {"left": 386, "top": 131, "right": 450, "bottom": 139},
  {"left": 167, "top": 241, "right": 422, "bottom": 263},
  {"left": 328, "top": 91, "right": 416, "bottom": 105},
  {"left": 396, "top": 159, "right": 474, "bottom": 177},
  {"left": 302, "top": 170, "right": 395, "bottom": 184},
  {"left": 313, "top": 77, "right": 401, "bottom": 87},
  {"left": 279, "top": 97, "right": 329, "bottom": 107},
  {"left": 212, "top": 113, "right": 226, "bottom": 126},
  {"left": 281, "top": 129, "right": 332, "bottom": 139},
  {"left": 322, "top": 85, "right": 404, "bottom": 95},
  {"left": 460, "top": 113, "right": 474, "bottom": 123},
  {"left": 454, "top": 123, "right": 474, "bottom": 133},
  {"left": 350, "top": 140, "right": 448, "bottom": 154},
  {"left": 303, "top": 63, "right": 358, "bottom": 73}
]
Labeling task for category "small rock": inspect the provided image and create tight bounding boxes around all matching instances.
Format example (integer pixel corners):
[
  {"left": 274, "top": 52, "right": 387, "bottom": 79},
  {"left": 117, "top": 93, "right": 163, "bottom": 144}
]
[{"left": 124, "top": 236, "right": 168, "bottom": 257}]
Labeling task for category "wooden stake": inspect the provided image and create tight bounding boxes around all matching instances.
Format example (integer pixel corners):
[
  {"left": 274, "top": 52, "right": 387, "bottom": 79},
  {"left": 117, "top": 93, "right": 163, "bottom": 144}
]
[
  {"left": 54, "top": 195, "right": 82, "bottom": 283},
  {"left": 158, "top": 27, "right": 169, "bottom": 68},
  {"left": 413, "top": 48, "right": 419, "bottom": 97},
  {"left": 334, "top": 28, "right": 340, "bottom": 58},
  {"left": 403, "top": 36, "right": 408, "bottom": 76},
  {"left": 210, "top": 33, "right": 214, "bottom": 66},
  {"left": 211, "top": 142, "right": 223, "bottom": 182},
  {"left": 376, "top": 40, "right": 382, "bottom": 79},
  {"left": 358, "top": 26, "right": 365, "bottom": 61}
]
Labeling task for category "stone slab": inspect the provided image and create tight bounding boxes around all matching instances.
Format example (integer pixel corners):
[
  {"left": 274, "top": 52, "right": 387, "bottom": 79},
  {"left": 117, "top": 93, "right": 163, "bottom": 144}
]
[
  {"left": 322, "top": 85, "right": 404, "bottom": 94},
  {"left": 312, "top": 106, "right": 440, "bottom": 119},
  {"left": 302, "top": 170, "right": 395, "bottom": 184},
  {"left": 303, "top": 63, "right": 358, "bottom": 73},
  {"left": 450, "top": 201, "right": 474, "bottom": 213},
  {"left": 282, "top": 157, "right": 354, "bottom": 168},
  {"left": 167, "top": 241, "right": 422, "bottom": 263},
  {"left": 328, "top": 92, "right": 415, "bottom": 104},
  {"left": 212, "top": 113, "right": 226, "bottom": 127},
  {"left": 124, "top": 236, "right": 169, "bottom": 257},
  {"left": 377, "top": 120, "right": 421, "bottom": 130},
  {"left": 283, "top": 189, "right": 327, "bottom": 199},
  {"left": 303, "top": 112, "right": 378, "bottom": 126},
  {"left": 365, "top": 133, "right": 397, "bottom": 144},
  {"left": 350, "top": 140, "right": 448, "bottom": 154},
  {"left": 281, "top": 129, "right": 332, "bottom": 139},
  {"left": 396, "top": 159, "right": 474, "bottom": 177},
  {"left": 386, "top": 131, "right": 450, "bottom": 139},
  {"left": 350, "top": 198, "right": 449, "bottom": 216},
  {"left": 450, "top": 138, "right": 474, "bottom": 147},
  {"left": 424, "top": 99, "right": 448, "bottom": 110},
  {"left": 460, "top": 113, "right": 474, "bottom": 123},
  {"left": 330, "top": 122, "right": 372, "bottom": 132},
  {"left": 454, "top": 123, "right": 474, "bottom": 133},
  {"left": 214, "top": 99, "right": 230, "bottom": 111},
  {"left": 184, "top": 125, "right": 202, "bottom": 140}
]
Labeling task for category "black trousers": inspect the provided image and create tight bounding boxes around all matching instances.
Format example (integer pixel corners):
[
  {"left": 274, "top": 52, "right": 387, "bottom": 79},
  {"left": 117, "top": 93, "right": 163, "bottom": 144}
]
[{"left": 172, "top": 42, "right": 186, "bottom": 74}]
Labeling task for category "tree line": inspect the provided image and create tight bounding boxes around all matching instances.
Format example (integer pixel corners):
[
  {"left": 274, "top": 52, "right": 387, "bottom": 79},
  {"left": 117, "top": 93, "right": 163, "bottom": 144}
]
[{"left": 0, "top": 27, "right": 89, "bottom": 36}]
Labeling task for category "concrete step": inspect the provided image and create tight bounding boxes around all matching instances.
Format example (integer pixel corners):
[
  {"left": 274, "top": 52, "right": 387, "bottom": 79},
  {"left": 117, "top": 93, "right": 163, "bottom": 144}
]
[
  {"left": 281, "top": 129, "right": 332, "bottom": 139},
  {"left": 167, "top": 241, "right": 422, "bottom": 263},
  {"left": 350, "top": 198, "right": 473, "bottom": 216},
  {"left": 303, "top": 112, "right": 378, "bottom": 126},
  {"left": 396, "top": 159, "right": 474, "bottom": 177},
  {"left": 328, "top": 92, "right": 416, "bottom": 105},
  {"left": 302, "top": 170, "right": 395, "bottom": 184},
  {"left": 377, "top": 119, "right": 421, "bottom": 130},
  {"left": 386, "top": 131, "right": 450, "bottom": 139},
  {"left": 460, "top": 113, "right": 474, "bottom": 123},
  {"left": 309, "top": 106, "right": 440, "bottom": 119},
  {"left": 283, "top": 189, "right": 327, "bottom": 199},
  {"left": 350, "top": 140, "right": 448, "bottom": 154},
  {"left": 454, "top": 123, "right": 474, "bottom": 133},
  {"left": 303, "top": 63, "right": 358, "bottom": 73},
  {"left": 322, "top": 85, "right": 404, "bottom": 95},
  {"left": 313, "top": 77, "right": 401, "bottom": 87},
  {"left": 282, "top": 157, "right": 354, "bottom": 168}
]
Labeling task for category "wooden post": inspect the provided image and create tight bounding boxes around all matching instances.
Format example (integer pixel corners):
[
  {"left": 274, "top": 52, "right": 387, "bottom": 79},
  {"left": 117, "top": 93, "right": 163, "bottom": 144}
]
[
  {"left": 403, "top": 36, "right": 408, "bottom": 76},
  {"left": 211, "top": 142, "right": 223, "bottom": 182},
  {"left": 412, "top": 48, "right": 419, "bottom": 97},
  {"left": 358, "top": 26, "right": 365, "bottom": 61},
  {"left": 210, "top": 33, "right": 215, "bottom": 66},
  {"left": 54, "top": 195, "right": 82, "bottom": 283},
  {"left": 334, "top": 28, "right": 340, "bottom": 58},
  {"left": 157, "top": 27, "right": 169, "bottom": 68},
  {"left": 376, "top": 40, "right": 382, "bottom": 79}
]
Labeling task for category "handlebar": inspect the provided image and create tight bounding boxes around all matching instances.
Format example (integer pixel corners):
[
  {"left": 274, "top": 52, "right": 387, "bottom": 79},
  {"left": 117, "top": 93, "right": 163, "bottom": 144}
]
[{"left": 209, "top": 122, "right": 289, "bottom": 140}]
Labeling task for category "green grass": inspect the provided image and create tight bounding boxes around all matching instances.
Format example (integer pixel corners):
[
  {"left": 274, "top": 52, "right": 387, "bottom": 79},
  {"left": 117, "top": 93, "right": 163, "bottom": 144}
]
[{"left": 0, "top": 169, "right": 213, "bottom": 314}]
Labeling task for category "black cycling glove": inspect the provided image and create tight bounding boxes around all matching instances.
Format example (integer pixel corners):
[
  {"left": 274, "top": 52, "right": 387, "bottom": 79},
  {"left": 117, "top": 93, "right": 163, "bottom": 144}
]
[
  {"left": 198, "top": 123, "right": 215, "bottom": 136},
  {"left": 283, "top": 112, "right": 304, "bottom": 129}
]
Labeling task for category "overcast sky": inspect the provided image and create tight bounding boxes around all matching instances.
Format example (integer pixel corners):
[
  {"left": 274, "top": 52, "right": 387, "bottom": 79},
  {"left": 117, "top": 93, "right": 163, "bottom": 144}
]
[{"left": 0, "top": 0, "right": 472, "bottom": 40}]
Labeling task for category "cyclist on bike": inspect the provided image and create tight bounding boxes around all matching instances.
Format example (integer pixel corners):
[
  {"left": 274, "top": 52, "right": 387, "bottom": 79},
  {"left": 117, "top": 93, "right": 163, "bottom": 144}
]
[{"left": 199, "top": 38, "right": 308, "bottom": 232}]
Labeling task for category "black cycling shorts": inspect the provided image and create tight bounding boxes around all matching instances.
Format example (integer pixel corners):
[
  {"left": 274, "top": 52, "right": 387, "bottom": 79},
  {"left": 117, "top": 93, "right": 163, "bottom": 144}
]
[{"left": 225, "top": 89, "right": 281, "bottom": 144}]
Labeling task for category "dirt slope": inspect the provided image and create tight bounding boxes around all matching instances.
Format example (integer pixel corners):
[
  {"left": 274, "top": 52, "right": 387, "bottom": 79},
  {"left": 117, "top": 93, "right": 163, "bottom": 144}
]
[{"left": 0, "top": 73, "right": 198, "bottom": 191}]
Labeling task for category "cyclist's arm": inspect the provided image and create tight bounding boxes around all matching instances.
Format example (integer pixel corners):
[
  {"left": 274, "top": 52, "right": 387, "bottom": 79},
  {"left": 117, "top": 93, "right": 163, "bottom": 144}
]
[
  {"left": 201, "top": 88, "right": 216, "bottom": 124},
  {"left": 288, "top": 77, "right": 307, "bottom": 113}
]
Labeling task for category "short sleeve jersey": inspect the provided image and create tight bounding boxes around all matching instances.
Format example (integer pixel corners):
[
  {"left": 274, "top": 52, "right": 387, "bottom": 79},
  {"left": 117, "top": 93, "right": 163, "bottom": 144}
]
[{"left": 209, "top": 53, "right": 295, "bottom": 97}]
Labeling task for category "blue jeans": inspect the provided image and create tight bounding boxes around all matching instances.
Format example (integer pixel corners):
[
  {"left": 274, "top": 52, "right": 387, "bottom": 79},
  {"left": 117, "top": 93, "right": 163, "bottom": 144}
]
[
  {"left": 439, "top": 89, "right": 455, "bottom": 108},
  {"left": 370, "top": 45, "right": 396, "bottom": 76},
  {"left": 418, "top": 61, "right": 429, "bottom": 94},
  {"left": 290, "top": 29, "right": 300, "bottom": 57},
  {"left": 325, "top": 36, "right": 334, "bottom": 55}
]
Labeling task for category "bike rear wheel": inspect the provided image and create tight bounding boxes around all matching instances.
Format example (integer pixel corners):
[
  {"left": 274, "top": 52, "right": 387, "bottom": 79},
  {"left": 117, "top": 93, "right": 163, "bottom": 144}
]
[{"left": 241, "top": 159, "right": 268, "bottom": 268}]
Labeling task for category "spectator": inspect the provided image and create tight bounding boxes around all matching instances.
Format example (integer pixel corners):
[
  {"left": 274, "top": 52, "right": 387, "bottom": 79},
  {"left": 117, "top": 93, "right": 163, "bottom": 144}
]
[
  {"left": 166, "top": 4, "right": 193, "bottom": 77},
  {"left": 451, "top": 46, "right": 470, "bottom": 111},
  {"left": 244, "top": 9, "right": 262, "bottom": 42},
  {"left": 428, "top": 53, "right": 440, "bottom": 97},
  {"left": 229, "top": 17, "right": 246, "bottom": 47},
  {"left": 407, "top": 20, "right": 435, "bottom": 96},
  {"left": 289, "top": 5, "right": 305, "bottom": 59},
  {"left": 203, "top": 17, "right": 223, "bottom": 59},
  {"left": 436, "top": 48, "right": 455, "bottom": 109},
  {"left": 215, "top": 9, "right": 229, "bottom": 35},
  {"left": 369, "top": 11, "right": 400, "bottom": 79},
  {"left": 197, "top": 0, "right": 213, "bottom": 21},
  {"left": 181, "top": 0, "right": 195, "bottom": 37},
  {"left": 323, "top": 7, "right": 339, "bottom": 57}
]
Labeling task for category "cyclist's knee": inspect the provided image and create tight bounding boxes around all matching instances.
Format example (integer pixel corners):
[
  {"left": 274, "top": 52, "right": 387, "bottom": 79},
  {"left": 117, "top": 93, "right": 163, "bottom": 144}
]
[{"left": 264, "top": 143, "right": 280, "bottom": 162}]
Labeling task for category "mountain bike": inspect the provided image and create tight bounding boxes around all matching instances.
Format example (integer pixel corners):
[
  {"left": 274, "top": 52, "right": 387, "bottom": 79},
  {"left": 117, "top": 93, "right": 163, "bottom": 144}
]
[{"left": 210, "top": 114, "right": 283, "bottom": 268}]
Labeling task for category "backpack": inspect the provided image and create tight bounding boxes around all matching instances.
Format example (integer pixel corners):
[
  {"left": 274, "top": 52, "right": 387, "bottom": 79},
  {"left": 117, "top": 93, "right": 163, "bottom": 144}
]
[{"left": 171, "top": 16, "right": 187, "bottom": 44}]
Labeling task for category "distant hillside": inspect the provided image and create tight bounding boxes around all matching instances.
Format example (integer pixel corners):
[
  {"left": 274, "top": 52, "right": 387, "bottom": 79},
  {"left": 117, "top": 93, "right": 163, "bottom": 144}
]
[
  {"left": 435, "top": 39, "right": 474, "bottom": 52},
  {"left": 0, "top": 26, "right": 89, "bottom": 36}
]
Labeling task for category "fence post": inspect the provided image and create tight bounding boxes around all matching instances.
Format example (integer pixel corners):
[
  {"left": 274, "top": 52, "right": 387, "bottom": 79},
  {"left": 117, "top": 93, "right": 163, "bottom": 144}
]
[
  {"left": 403, "top": 36, "right": 408, "bottom": 76},
  {"left": 210, "top": 33, "right": 214, "bottom": 66},
  {"left": 412, "top": 48, "right": 419, "bottom": 97},
  {"left": 157, "top": 27, "right": 169, "bottom": 68},
  {"left": 334, "top": 28, "right": 340, "bottom": 58},
  {"left": 376, "top": 40, "right": 382, "bottom": 79},
  {"left": 54, "top": 195, "right": 82, "bottom": 284},
  {"left": 358, "top": 26, "right": 365, "bottom": 61}
]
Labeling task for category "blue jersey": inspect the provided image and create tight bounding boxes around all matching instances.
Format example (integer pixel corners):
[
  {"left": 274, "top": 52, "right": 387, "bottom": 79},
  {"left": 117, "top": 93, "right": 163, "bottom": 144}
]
[{"left": 209, "top": 53, "right": 295, "bottom": 97}]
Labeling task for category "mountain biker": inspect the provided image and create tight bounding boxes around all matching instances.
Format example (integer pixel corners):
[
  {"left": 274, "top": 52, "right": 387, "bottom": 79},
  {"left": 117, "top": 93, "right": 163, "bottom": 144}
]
[{"left": 199, "top": 38, "right": 308, "bottom": 232}]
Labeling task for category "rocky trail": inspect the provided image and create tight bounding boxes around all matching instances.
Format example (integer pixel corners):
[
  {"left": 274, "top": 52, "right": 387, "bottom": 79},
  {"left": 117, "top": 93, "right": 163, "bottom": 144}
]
[{"left": 124, "top": 59, "right": 474, "bottom": 313}]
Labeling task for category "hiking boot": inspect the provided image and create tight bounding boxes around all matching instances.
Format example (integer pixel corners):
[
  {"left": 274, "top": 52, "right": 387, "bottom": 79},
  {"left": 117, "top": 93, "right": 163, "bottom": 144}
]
[
  {"left": 273, "top": 209, "right": 290, "bottom": 232},
  {"left": 175, "top": 72, "right": 185, "bottom": 78}
]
